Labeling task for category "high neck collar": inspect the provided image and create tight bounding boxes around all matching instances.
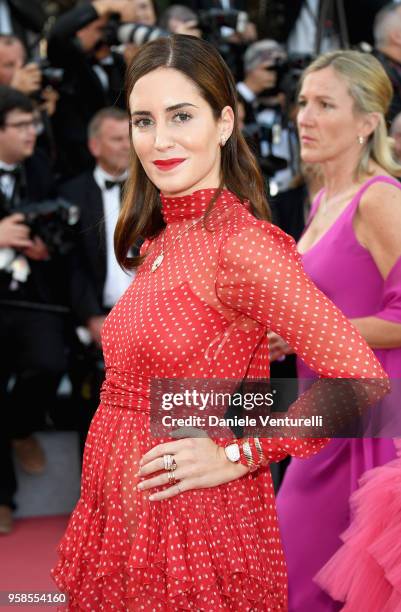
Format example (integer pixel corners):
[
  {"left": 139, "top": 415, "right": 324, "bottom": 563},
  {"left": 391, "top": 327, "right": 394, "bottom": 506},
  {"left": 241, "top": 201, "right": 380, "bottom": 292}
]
[{"left": 160, "top": 188, "right": 239, "bottom": 223}]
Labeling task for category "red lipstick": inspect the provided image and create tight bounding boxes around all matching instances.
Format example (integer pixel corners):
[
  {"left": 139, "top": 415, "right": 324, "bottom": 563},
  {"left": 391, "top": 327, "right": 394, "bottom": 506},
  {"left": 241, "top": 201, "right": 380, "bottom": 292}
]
[{"left": 153, "top": 158, "right": 186, "bottom": 171}]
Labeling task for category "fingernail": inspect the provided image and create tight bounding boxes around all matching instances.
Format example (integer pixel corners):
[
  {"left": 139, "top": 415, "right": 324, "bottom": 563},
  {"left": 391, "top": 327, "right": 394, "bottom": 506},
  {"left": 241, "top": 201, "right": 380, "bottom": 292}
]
[
  {"left": 149, "top": 495, "right": 155, "bottom": 501},
  {"left": 137, "top": 482, "right": 144, "bottom": 490}
]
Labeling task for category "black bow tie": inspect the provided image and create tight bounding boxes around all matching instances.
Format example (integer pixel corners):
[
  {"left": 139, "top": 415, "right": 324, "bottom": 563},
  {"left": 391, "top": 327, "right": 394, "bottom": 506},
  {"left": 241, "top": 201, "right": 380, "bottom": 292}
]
[
  {"left": 104, "top": 180, "right": 124, "bottom": 191},
  {"left": 0, "top": 166, "right": 21, "bottom": 179}
]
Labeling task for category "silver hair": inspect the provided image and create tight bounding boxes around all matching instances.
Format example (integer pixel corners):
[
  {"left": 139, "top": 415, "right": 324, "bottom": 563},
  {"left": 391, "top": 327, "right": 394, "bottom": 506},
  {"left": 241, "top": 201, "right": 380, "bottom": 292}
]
[
  {"left": 243, "top": 39, "right": 286, "bottom": 74},
  {"left": 373, "top": 2, "right": 401, "bottom": 47}
]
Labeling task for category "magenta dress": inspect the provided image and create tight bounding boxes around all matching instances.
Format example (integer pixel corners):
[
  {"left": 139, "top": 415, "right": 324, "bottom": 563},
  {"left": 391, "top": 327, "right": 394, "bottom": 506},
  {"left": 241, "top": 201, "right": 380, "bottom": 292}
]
[{"left": 276, "top": 175, "right": 401, "bottom": 611}]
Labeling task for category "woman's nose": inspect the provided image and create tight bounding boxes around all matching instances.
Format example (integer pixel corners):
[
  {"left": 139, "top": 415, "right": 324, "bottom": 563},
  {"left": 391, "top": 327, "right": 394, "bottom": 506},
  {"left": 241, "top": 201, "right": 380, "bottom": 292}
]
[
  {"left": 154, "top": 124, "right": 174, "bottom": 150},
  {"left": 298, "top": 104, "right": 315, "bottom": 126}
]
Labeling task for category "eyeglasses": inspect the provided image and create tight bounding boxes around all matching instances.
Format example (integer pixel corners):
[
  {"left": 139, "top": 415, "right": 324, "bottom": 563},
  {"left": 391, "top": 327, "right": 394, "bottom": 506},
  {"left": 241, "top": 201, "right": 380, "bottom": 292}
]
[{"left": 4, "top": 119, "right": 43, "bottom": 134}]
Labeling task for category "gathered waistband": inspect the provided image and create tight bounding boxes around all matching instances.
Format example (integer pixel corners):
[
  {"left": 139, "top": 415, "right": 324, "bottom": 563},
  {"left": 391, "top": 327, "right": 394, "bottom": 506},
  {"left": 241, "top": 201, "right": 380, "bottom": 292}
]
[{"left": 100, "top": 369, "right": 151, "bottom": 412}]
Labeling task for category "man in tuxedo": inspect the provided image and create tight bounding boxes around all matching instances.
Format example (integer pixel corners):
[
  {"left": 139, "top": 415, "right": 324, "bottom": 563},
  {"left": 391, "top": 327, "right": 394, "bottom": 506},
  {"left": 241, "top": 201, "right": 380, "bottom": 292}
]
[
  {"left": 47, "top": 0, "right": 137, "bottom": 180},
  {"left": 59, "top": 107, "right": 133, "bottom": 347},
  {"left": 59, "top": 107, "right": 133, "bottom": 448},
  {"left": 0, "top": 85, "right": 72, "bottom": 533}
]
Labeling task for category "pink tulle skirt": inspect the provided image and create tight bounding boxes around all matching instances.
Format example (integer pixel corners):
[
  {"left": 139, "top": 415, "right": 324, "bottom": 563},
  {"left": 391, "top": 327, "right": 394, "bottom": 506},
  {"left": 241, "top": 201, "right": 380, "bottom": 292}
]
[{"left": 315, "top": 441, "right": 401, "bottom": 612}]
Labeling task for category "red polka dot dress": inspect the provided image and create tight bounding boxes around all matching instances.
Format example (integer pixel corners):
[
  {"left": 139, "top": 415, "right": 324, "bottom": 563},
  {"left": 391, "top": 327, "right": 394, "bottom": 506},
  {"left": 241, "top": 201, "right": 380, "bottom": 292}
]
[{"left": 51, "top": 189, "right": 386, "bottom": 611}]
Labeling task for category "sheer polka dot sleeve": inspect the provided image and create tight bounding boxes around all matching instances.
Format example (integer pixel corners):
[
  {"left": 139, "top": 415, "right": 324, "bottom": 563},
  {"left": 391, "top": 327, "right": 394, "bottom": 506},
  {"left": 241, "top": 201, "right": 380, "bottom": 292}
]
[{"left": 216, "top": 221, "right": 385, "bottom": 380}]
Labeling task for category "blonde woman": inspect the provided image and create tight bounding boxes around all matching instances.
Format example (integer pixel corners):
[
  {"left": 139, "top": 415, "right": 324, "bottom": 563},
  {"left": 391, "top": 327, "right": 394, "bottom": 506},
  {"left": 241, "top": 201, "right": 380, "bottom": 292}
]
[{"left": 272, "top": 50, "right": 401, "bottom": 611}]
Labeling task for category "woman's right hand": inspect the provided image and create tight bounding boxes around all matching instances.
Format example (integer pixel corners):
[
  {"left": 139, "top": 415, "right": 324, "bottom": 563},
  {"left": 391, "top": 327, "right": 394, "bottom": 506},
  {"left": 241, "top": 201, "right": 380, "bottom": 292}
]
[{"left": 268, "top": 331, "right": 294, "bottom": 362}]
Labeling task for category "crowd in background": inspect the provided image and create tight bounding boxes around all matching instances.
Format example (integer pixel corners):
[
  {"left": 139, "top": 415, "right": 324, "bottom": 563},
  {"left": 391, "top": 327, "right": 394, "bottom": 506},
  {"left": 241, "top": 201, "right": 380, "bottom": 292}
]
[{"left": 1, "top": 0, "right": 401, "bottom": 537}]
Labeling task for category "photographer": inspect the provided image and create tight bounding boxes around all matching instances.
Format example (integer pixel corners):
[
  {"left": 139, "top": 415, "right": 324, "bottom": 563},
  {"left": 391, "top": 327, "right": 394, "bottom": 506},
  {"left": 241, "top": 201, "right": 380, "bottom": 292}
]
[
  {"left": 0, "top": 35, "right": 40, "bottom": 96},
  {"left": 0, "top": 34, "right": 60, "bottom": 164},
  {"left": 183, "top": 0, "right": 256, "bottom": 43},
  {"left": 237, "top": 40, "right": 305, "bottom": 240},
  {"left": 0, "top": 85, "right": 85, "bottom": 534},
  {"left": 47, "top": 0, "right": 137, "bottom": 180}
]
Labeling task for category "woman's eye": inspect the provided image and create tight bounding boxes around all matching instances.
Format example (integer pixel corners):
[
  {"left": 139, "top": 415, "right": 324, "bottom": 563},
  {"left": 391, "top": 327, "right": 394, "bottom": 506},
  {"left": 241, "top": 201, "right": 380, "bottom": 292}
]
[
  {"left": 172, "top": 112, "right": 192, "bottom": 123},
  {"left": 297, "top": 100, "right": 306, "bottom": 107},
  {"left": 132, "top": 118, "right": 153, "bottom": 128}
]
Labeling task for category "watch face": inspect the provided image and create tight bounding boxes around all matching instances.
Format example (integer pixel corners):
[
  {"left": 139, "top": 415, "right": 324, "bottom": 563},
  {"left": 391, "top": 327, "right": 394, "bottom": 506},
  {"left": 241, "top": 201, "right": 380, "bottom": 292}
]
[{"left": 226, "top": 443, "right": 240, "bottom": 462}]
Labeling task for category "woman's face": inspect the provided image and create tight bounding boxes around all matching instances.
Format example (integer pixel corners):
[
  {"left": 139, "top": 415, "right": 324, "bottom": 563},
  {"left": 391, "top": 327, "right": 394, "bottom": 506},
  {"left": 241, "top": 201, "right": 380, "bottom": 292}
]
[
  {"left": 129, "top": 67, "right": 233, "bottom": 197},
  {"left": 297, "top": 66, "right": 372, "bottom": 166}
]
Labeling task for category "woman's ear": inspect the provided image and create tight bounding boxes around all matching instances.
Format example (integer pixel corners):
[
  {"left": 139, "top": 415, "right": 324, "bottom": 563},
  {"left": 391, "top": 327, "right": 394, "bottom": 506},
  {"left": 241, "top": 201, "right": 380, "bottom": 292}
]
[
  {"left": 361, "top": 112, "right": 381, "bottom": 139},
  {"left": 218, "top": 106, "right": 235, "bottom": 143}
]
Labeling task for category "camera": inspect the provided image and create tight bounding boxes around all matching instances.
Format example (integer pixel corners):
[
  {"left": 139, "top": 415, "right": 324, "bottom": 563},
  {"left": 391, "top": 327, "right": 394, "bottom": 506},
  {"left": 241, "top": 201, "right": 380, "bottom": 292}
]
[
  {"left": 99, "top": 13, "right": 168, "bottom": 48},
  {"left": 264, "top": 53, "right": 314, "bottom": 101},
  {"left": 37, "top": 59, "right": 64, "bottom": 90},
  {"left": 197, "top": 8, "right": 248, "bottom": 37},
  {"left": 18, "top": 198, "right": 80, "bottom": 256}
]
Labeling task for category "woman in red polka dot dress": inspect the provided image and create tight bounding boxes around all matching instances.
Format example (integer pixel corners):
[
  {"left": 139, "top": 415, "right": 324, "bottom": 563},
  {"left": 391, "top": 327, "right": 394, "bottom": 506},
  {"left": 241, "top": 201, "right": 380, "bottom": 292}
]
[{"left": 51, "top": 35, "right": 387, "bottom": 611}]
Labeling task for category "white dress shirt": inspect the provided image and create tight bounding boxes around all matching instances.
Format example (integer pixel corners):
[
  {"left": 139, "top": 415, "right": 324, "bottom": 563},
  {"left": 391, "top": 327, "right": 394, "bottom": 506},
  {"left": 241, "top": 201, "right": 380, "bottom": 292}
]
[
  {"left": 93, "top": 166, "right": 134, "bottom": 308},
  {"left": 0, "top": 160, "right": 18, "bottom": 202},
  {"left": 0, "top": 0, "right": 12, "bottom": 35}
]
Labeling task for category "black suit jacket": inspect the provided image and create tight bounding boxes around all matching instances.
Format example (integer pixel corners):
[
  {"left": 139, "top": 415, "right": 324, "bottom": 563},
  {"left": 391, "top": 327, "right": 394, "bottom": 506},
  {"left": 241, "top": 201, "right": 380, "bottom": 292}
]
[
  {"left": 59, "top": 171, "right": 107, "bottom": 318},
  {"left": 7, "top": 0, "right": 46, "bottom": 50}
]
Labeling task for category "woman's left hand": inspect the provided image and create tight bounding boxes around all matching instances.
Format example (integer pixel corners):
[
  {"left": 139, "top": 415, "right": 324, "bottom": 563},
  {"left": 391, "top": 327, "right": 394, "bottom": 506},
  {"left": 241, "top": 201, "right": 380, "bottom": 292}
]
[{"left": 137, "top": 437, "right": 249, "bottom": 501}]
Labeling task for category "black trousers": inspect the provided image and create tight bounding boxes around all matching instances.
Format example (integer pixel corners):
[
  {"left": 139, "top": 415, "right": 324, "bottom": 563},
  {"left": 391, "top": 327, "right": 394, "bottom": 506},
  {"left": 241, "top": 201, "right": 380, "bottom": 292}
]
[{"left": 0, "top": 306, "right": 69, "bottom": 508}]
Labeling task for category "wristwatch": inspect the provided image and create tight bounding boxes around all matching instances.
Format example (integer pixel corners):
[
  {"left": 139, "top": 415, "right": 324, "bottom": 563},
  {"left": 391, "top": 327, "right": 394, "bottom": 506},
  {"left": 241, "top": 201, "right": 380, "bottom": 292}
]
[{"left": 224, "top": 442, "right": 240, "bottom": 463}]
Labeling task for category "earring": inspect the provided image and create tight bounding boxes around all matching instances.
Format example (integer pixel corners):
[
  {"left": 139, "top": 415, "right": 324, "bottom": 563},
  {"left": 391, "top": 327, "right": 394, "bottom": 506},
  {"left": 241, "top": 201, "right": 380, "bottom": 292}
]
[
  {"left": 358, "top": 135, "right": 365, "bottom": 145},
  {"left": 220, "top": 135, "right": 226, "bottom": 146}
]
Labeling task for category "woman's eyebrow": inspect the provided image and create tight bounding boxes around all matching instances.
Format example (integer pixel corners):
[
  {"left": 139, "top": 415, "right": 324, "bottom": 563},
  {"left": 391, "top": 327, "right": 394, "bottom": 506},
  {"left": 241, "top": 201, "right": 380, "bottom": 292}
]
[{"left": 130, "top": 102, "right": 198, "bottom": 117}]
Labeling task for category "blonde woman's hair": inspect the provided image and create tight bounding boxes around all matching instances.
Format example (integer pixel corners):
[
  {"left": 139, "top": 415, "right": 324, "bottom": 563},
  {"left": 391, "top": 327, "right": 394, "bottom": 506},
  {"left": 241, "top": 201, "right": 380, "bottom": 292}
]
[{"left": 302, "top": 50, "right": 401, "bottom": 178}]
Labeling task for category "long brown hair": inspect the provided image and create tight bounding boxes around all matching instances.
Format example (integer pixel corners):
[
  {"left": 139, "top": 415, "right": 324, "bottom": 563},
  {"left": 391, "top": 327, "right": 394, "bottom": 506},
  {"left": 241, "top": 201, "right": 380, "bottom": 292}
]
[{"left": 115, "top": 34, "right": 270, "bottom": 269}]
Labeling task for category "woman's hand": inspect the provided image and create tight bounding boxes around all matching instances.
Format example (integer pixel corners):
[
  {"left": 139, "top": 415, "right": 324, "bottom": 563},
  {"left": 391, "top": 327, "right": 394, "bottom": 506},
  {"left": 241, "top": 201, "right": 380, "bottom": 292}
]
[
  {"left": 268, "top": 331, "right": 294, "bottom": 362},
  {"left": 137, "top": 437, "right": 249, "bottom": 501}
]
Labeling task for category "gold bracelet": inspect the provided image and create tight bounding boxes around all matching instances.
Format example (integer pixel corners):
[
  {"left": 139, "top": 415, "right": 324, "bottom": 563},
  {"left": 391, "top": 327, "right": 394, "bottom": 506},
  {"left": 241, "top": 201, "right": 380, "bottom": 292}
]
[
  {"left": 241, "top": 440, "right": 257, "bottom": 472},
  {"left": 254, "top": 437, "right": 267, "bottom": 466}
]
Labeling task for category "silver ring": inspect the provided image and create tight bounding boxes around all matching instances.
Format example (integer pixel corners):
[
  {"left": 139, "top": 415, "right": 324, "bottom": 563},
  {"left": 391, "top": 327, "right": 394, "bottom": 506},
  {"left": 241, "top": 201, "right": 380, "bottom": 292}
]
[
  {"left": 167, "top": 470, "right": 177, "bottom": 484},
  {"left": 163, "top": 454, "right": 174, "bottom": 471},
  {"left": 176, "top": 482, "right": 182, "bottom": 494}
]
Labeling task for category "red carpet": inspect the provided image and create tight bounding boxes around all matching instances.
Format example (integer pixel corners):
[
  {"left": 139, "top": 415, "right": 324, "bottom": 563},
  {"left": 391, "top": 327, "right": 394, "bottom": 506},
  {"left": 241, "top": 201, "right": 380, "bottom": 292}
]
[{"left": 0, "top": 515, "right": 69, "bottom": 611}]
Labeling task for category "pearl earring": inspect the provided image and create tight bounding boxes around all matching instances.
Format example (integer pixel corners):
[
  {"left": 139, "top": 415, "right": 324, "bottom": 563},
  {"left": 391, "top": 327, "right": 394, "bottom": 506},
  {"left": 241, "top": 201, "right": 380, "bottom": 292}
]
[
  {"left": 220, "top": 135, "right": 226, "bottom": 146},
  {"left": 358, "top": 135, "right": 365, "bottom": 145}
]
